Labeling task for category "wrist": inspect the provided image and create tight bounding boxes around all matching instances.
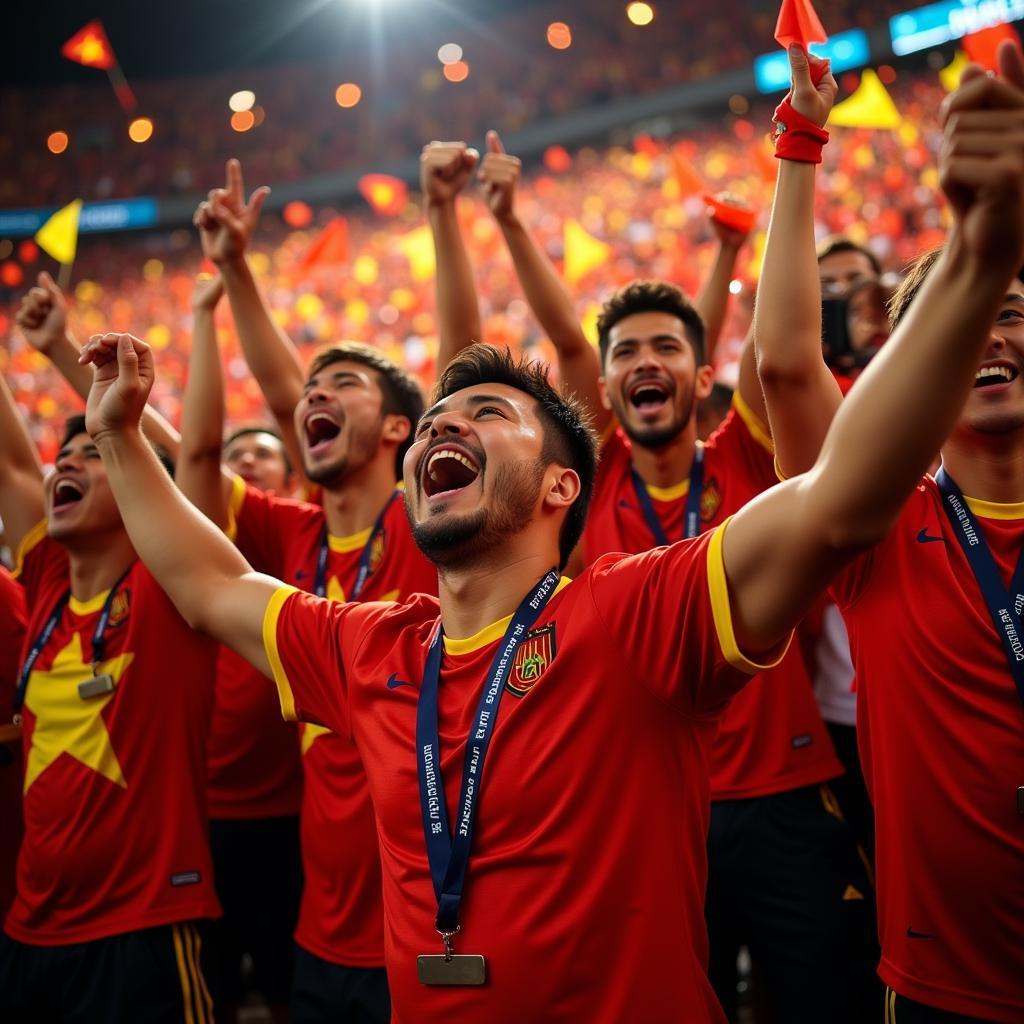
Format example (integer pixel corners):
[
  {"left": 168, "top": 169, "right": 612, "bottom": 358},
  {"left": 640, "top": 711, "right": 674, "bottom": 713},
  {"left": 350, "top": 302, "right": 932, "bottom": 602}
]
[
  {"left": 211, "top": 251, "right": 246, "bottom": 272},
  {"left": 425, "top": 196, "right": 457, "bottom": 215},
  {"left": 772, "top": 98, "right": 829, "bottom": 164},
  {"left": 495, "top": 209, "right": 521, "bottom": 231},
  {"left": 92, "top": 422, "right": 146, "bottom": 454}
]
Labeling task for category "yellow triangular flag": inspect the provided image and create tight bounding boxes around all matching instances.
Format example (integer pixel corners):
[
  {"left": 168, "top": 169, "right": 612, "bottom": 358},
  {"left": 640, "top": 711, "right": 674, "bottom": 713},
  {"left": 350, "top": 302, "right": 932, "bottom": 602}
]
[
  {"left": 830, "top": 70, "right": 902, "bottom": 130},
  {"left": 940, "top": 51, "right": 969, "bottom": 92},
  {"left": 35, "top": 199, "right": 82, "bottom": 265},
  {"left": 397, "top": 224, "right": 436, "bottom": 283},
  {"left": 564, "top": 219, "right": 611, "bottom": 286}
]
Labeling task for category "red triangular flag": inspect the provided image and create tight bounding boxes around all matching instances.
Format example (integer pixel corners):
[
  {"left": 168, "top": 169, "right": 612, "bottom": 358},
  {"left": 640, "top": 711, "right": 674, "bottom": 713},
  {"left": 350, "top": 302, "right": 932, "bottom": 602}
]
[
  {"left": 670, "top": 151, "right": 706, "bottom": 196},
  {"left": 963, "top": 23, "right": 1020, "bottom": 72},
  {"left": 774, "top": 0, "right": 827, "bottom": 50},
  {"left": 301, "top": 217, "right": 350, "bottom": 269},
  {"left": 358, "top": 174, "right": 408, "bottom": 217},
  {"left": 703, "top": 194, "right": 758, "bottom": 234},
  {"left": 61, "top": 20, "right": 117, "bottom": 71}
]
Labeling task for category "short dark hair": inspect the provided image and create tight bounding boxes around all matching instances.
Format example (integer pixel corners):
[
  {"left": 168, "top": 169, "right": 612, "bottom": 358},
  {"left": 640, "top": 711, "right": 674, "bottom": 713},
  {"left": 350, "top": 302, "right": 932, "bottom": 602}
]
[
  {"left": 431, "top": 345, "right": 597, "bottom": 568},
  {"left": 60, "top": 413, "right": 175, "bottom": 477},
  {"left": 597, "top": 280, "right": 706, "bottom": 368},
  {"left": 223, "top": 424, "right": 292, "bottom": 475},
  {"left": 816, "top": 236, "right": 882, "bottom": 276},
  {"left": 308, "top": 342, "right": 424, "bottom": 476}
]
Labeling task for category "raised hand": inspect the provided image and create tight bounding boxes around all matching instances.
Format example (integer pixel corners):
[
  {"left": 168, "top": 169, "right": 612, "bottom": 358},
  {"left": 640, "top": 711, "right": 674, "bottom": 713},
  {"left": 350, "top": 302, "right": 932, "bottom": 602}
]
[
  {"left": 786, "top": 45, "right": 838, "bottom": 128},
  {"left": 478, "top": 130, "right": 522, "bottom": 224},
  {"left": 193, "top": 158, "right": 270, "bottom": 265},
  {"left": 192, "top": 273, "right": 224, "bottom": 314},
  {"left": 15, "top": 272, "right": 68, "bottom": 353},
  {"left": 940, "top": 41, "right": 1024, "bottom": 268},
  {"left": 420, "top": 141, "right": 479, "bottom": 207},
  {"left": 705, "top": 191, "right": 754, "bottom": 250},
  {"left": 80, "top": 333, "right": 155, "bottom": 442}
]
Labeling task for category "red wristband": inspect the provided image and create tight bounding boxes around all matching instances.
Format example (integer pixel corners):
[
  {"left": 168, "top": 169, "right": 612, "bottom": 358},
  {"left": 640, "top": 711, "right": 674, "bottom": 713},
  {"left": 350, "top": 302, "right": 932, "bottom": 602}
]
[{"left": 772, "top": 97, "right": 829, "bottom": 164}]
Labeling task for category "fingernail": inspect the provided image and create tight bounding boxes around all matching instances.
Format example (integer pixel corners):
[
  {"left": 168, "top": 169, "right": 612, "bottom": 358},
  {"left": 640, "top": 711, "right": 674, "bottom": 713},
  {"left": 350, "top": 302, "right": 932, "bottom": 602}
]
[{"left": 789, "top": 44, "right": 801, "bottom": 56}]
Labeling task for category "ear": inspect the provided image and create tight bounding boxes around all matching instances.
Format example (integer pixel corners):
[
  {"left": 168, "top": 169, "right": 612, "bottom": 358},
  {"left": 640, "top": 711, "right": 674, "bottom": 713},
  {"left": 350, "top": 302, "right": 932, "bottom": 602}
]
[
  {"left": 694, "top": 364, "right": 715, "bottom": 402},
  {"left": 598, "top": 376, "right": 613, "bottom": 412},
  {"left": 381, "top": 414, "right": 412, "bottom": 446},
  {"left": 542, "top": 465, "right": 581, "bottom": 513}
]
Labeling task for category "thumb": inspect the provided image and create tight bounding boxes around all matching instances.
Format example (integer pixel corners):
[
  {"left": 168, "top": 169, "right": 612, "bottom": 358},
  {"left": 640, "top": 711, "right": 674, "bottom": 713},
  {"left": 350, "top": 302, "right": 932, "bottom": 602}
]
[
  {"left": 38, "top": 270, "right": 61, "bottom": 299},
  {"left": 486, "top": 129, "right": 505, "bottom": 155},
  {"left": 788, "top": 43, "right": 812, "bottom": 89}
]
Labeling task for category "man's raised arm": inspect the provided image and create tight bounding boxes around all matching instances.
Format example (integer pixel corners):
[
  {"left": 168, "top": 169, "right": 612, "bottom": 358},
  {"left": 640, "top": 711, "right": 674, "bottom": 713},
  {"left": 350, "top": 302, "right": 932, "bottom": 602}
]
[
  {"left": 754, "top": 46, "right": 844, "bottom": 477},
  {"left": 81, "top": 332, "right": 277, "bottom": 676},
  {"left": 0, "top": 370, "right": 44, "bottom": 555},
  {"left": 721, "top": 49, "right": 1024, "bottom": 652},
  {"left": 694, "top": 198, "right": 752, "bottom": 363},
  {"left": 197, "top": 159, "right": 304, "bottom": 472},
  {"left": 480, "top": 130, "right": 608, "bottom": 431},
  {"left": 421, "top": 140, "right": 483, "bottom": 373}
]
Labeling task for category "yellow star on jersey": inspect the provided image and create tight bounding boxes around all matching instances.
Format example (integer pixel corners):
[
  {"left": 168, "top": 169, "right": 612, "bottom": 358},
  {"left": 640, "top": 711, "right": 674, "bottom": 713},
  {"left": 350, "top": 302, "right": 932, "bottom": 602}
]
[
  {"left": 301, "top": 722, "right": 332, "bottom": 755},
  {"left": 23, "top": 632, "right": 134, "bottom": 793},
  {"left": 325, "top": 575, "right": 399, "bottom": 604}
]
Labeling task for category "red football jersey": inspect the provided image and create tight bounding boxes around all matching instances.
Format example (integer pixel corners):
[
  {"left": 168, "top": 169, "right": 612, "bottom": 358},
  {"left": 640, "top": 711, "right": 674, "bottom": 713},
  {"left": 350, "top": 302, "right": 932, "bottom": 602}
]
[
  {"left": 262, "top": 527, "right": 791, "bottom": 1023},
  {"left": 833, "top": 480, "right": 1024, "bottom": 1022},
  {"left": 7, "top": 524, "right": 220, "bottom": 945},
  {"left": 206, "top": 644, "right": 303, "bottom": 820},
  {"left": 582, "top": 396, "right": 841, "bottom": 799},
  {"left": 229, "top": 476, "right": 437, "bottom": 966},
  {"left": 0, "top": 567, "right": 27, "bottom": 919}
]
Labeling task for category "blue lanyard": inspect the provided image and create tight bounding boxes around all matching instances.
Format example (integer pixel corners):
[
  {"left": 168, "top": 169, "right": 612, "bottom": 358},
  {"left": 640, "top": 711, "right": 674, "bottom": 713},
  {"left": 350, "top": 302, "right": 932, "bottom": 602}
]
[
  {"left": 935, "top": 467, "right": 1024, "bottom": 709},
  {"left": 13, "top": 566, "right": 132, "bottom": 713},
  {"left": 630, "top": 445, "right": 705, "bottom": 545},
  {"left": 313, "top": 489, "right": 401, "bottom": 600},
  {"left": 416, "top": 569, "right": 561, "bottom": 938}
]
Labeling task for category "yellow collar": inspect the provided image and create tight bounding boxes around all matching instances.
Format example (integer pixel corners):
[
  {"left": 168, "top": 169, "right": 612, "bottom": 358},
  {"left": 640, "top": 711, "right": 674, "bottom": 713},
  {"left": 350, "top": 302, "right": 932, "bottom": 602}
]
[{"left": 963, "top": 496, "right": 1024, "bottom": 521}]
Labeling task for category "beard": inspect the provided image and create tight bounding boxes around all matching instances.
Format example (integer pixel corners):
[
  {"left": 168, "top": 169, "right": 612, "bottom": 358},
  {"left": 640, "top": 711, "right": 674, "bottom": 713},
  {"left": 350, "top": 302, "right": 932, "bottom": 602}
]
[
  {"left": 410, "top": 457, "right": 545, "bottom": 569},
  {"left": 617, "top": 386, "right": 695, "bottom": 450}
]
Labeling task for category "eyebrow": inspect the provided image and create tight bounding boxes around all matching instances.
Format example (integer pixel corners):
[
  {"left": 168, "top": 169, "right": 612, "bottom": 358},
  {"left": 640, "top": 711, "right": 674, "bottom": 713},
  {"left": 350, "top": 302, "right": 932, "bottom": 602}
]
[
  {"left": 57, "top": 444, "right": 98, "bottom": 459},
  {"left": 1006, "top": 293, "right": 1024, "bottom": 305},
  {"left": 610, "top": 333, "right": 685, "bottom": 346},
  {"left": 419, "top": 393, "right": 515, "bottom": 425},
  {"left": 304, "top": 369, "right": 362, "bottom": 389}
]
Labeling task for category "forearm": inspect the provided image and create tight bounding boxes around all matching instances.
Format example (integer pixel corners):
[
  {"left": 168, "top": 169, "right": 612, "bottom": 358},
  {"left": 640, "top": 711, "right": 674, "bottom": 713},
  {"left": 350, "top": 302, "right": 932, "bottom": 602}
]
[
  {"left": 0, "top": 374, "right": 44, "bottom": 546},
  {"left": 500, "top": 214, "right": 607, "bottom": 425},
  {"left": 696, "top": 240, "right": 741, "bottom": 362},
  {"left": 754, "top": 160, "right": 842, "bottom": 475},
  {"left": 429, "top": 200, "right": 482, "bottom": 372},
  {"left": 38, "top": 332, "right": 94, "bottom": 401},
  {"left": 218, "top": 256, "right": 304, "bottom": 418}
]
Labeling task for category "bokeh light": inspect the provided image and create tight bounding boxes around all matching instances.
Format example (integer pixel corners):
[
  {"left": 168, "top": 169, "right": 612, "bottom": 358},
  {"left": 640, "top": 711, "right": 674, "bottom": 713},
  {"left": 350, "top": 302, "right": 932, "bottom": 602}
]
[
  {"left": 728, "top": 94, "right": 749, "bottom": 115},
  {"left": 230, "top": 110, "right": 255, "bottom": 132},
  {"left": 443, "top": 61, "right": 469, "bottom": 83},
  {"left": 283, "top": 201, "right": 313, "bottom": 228},
  {"left": 252, "top": 105, "right": 266, "bottom": 126},
  {"left": 18, "top": 240, "right": 38, "bottom": 264},
  {"left": 547, "top": 22, "right": 572, "bottom": 49},
  {"left": 47, "top": 131, "right": 69, "bottom": 154},
  {"left": 0, "top": 240, "right": 12, "bottom": 260},
  {"left": 228, "top": 90, "right": 255, "bottom": 112},
  {"left": 1, "top": 263, "right": 24, "bottom": 288},
  {"left": 626, "top": 2, "right": 655, "bottom": 26},
  {"left": 877, "top": 65, "right": 897, "bottom": 84},
  {"left": 128, "top": 118, "right": 154, "bottom": 143},
  {"left": 437, "top": 43, "right": 463, "bottom": 65},
  {"left": 335, "top": 83, "right": 362, "bottom": 108}
]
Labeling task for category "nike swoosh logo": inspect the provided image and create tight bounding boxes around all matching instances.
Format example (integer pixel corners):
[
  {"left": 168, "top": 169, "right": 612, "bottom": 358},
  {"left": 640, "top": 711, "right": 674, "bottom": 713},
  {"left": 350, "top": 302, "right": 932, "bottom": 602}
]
[
  {"left": 916, "top": 529, "right": 945, "bottom": 545},
  {"left": 906, "top": 927, "right": 935, "bottom": 939},
  {"left": 617, "top": 500, "right": 633, "bottom": 510},
  {"left": 295, "top": 569, "right": 308, "bottom": 580},
  {"left": 386, "top": 673, "right": 412, "bottom": 690}
]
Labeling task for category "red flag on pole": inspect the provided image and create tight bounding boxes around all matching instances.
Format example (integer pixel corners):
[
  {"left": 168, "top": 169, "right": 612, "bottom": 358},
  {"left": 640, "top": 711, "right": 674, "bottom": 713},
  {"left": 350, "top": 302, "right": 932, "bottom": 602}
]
[
  {"left": 61, "top": 20, "right": 117, "bottom": 70},
  {"left": 774, "top": 0, "right": 827, "bottom": 49},
  {"left": 300, "top": 217, "right": 350, "bottom": 270},
  {"left": 963, "top": 23, "right": 1020, "bottom": 72},
  {"left": 358, "top": 175, "right": 408, "bottom": 217}
]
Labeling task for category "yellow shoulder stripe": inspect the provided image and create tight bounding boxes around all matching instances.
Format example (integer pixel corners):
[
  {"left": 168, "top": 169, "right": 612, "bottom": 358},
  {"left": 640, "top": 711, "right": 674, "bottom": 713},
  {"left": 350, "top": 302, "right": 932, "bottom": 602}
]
[
  {"left": 732, "top": 391, "right": 774, "bottom": 455},
  {"left": 225, "top": 474, "right": 247, "bottom": 543},
  {"left": 262, "top": 585, "right": 300, "bottom": 720},
  {"left": 12, "top": 518, "right": 49, "bottom": 580}
]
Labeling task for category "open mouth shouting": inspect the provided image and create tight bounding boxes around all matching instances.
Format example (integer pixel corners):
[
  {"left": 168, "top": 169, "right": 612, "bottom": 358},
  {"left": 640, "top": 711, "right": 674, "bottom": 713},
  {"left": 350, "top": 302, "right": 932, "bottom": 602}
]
[
  {"left": 973, "top": 360, "right": 1020, "bottom": 394},
  {"left": 421, "top": 444, "right": 481, "bottom": 501},
  {"left": 627, "top": 378, "right": 673, "bottom": 419},
  {"left": 51, "top": 476, "right": 86, "bottom": 515},
  {"left": 303, "top": 411, "right": 342, "bottom": 457}
]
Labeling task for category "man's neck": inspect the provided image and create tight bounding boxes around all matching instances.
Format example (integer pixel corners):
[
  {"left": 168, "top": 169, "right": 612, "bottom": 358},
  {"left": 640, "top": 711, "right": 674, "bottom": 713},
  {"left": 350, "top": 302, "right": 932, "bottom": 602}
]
[
  {"left": 65, "top": 532, "right": 137, "bottom": 602},
  {"left": 437, "top": 544, "right": 560, "bottom": 640},
  {"left": 629, "top": 418, "right": 699, "bottom": 491},
  {"left": 942, "top": 431, "right": 1024, "bottom": 504},
  {"left": 322, "top": 456, "right": 399, "bottom": 537}
]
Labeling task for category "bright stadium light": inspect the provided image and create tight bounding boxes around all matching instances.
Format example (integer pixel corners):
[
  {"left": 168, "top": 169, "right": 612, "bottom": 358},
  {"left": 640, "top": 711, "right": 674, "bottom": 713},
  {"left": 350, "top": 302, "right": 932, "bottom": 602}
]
[
  {"left": 437, "top": 43, "right": 463, "bottom": 64},
  {"left": 626, "top": 2, "right": 655, "bottom": 26},
  {"left": 229, "top": 90, "right": 256, "bottom": 112}
]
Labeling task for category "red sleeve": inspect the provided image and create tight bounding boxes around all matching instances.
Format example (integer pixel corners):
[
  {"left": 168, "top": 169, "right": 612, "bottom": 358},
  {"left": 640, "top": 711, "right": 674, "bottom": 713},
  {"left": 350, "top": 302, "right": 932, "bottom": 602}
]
[
  {"left": 705, "top": 393, "right": 779, "bottom": 496},
  {"left": 225, "top": 475, "right": 288, "bottom": 576},
  {"left": 586, "top": 520, "right": 792, "bottom": 716},
  {"left": 11, "top": 520, "right": 68, "bottom": 607},
  {"left": 0, "top": 568, "right": 26, "bottom": 709}
]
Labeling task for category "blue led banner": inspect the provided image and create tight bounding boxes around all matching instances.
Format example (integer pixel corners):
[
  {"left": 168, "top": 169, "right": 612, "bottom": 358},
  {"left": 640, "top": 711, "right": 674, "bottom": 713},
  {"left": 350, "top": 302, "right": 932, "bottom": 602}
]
[
  {"left": 0, "top": 197, "right": 159, "bottom": 238},
  {"left": 890, "top": 0, "right": 1024, "bottom": 56},
  {"left": 753, "top": 30, "right": 872, "bottom": 93}
]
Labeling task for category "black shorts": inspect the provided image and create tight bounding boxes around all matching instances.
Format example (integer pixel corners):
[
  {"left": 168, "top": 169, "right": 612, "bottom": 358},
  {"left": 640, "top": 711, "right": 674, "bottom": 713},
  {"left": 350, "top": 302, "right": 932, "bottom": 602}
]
[
  {"left": 0, "top": 921, "right": 215, "bottom": 1024},
  {"left": 207, "top": 813, "right": 302, "bottom": 1006},
  {"left": 290, "top": 943, "right": 390, "bottom": 1024},
  {"left": 705, "top": 782, "right": 881, "bottom": 1024},
  {"left": 884, "top": 987, "right": 1003, "bottom": 1024}
]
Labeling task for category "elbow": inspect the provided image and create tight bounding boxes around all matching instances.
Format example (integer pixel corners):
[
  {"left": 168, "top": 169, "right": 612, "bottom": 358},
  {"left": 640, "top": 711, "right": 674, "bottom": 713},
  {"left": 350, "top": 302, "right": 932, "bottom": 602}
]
[{"left": 756, "top": 353, "right": 820, "bottom": 392}]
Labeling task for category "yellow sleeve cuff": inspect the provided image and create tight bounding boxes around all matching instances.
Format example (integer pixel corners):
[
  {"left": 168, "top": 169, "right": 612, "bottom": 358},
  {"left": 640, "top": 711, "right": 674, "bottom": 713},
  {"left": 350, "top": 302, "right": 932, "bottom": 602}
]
[
  {"left": 732, "top": 391, "right": 774, "bottom": 456},
  {"left": 12, "top": 519, "right": 49, "bottom": 580},
  {"left": 706, "top": 518, "right": 792, "bottom": 675},
  {"left": 262, "top": 585, "right": 300, "bottom": 720},
  {"left": 224, "top": 474, "right": 247, "bottom": 543}
]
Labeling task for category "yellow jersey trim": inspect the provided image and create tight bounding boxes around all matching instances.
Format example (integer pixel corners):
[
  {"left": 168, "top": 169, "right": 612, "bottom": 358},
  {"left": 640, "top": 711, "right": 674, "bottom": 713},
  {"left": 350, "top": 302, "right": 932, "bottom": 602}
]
[
  {"left": 69, "top": 589, "right": 111, "bottom": 616},
  {"left": 263, "top": 585, "right": 299, "bottom": 720},
  {"left": 225, "top": 474, "right": 247, "bottom": 543},
  {"left": 732, "top": 391, "right": 774, "bottom": 455},
  {"left": 706, "top": 518, "right": 792, "bottom": 674},
  {"left": 443, "top": 576, "right": 572, "bottom": 655},
  {"left": 963, "top": 495, "right": 1024, "bottom": 520},
  {"left": 328, "top": 526, "right": 373, "bottom": 554},
  {"left": 12, "top": 518, "right": 49, "bottom": 580}
]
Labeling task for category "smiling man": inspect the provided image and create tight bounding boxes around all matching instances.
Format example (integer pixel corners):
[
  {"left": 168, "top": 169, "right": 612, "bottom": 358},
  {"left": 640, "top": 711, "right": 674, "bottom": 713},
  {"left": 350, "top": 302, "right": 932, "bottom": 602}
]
[{"left": 0, "top": 375, "right": 220, "bottom": 1022}]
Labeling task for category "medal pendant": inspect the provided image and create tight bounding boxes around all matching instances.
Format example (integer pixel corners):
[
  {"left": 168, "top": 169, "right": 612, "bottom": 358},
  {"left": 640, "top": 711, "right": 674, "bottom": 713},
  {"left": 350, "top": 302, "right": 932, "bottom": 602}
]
[
  {"left": 417, "top": 954, "right": 486, "bottom": 986},
  {"left": 78, "top": 674, "right": 115, "bottom": 700},
  {"left": 1017, "top": 786, "right": 1024, "bottom": 818}
]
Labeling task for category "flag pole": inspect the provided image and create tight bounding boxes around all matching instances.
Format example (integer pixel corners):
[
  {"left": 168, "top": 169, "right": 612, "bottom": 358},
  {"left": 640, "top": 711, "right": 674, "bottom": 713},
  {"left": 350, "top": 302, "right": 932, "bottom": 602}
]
[
  {"left": 57, "top": 260, "right": 74, "bottom": 293},
  {"left": 105, "top": 64, "right": 137, "bottom": 112}
]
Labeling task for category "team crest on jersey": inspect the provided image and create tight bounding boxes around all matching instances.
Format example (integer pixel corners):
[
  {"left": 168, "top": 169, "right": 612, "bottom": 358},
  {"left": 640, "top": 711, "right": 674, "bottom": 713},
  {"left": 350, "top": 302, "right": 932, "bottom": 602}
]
[
  {"left": 369, "top": 530, "right": 386, "bottom": 573},
  {"left": 700, "top": 478, "right": 722, "bottom": 522},
  {"left": 507, "top": 625, "right": 556, "bottom": 697},
  {"left": 107, "top": 589, "right": 131, "bottom": 629}
]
